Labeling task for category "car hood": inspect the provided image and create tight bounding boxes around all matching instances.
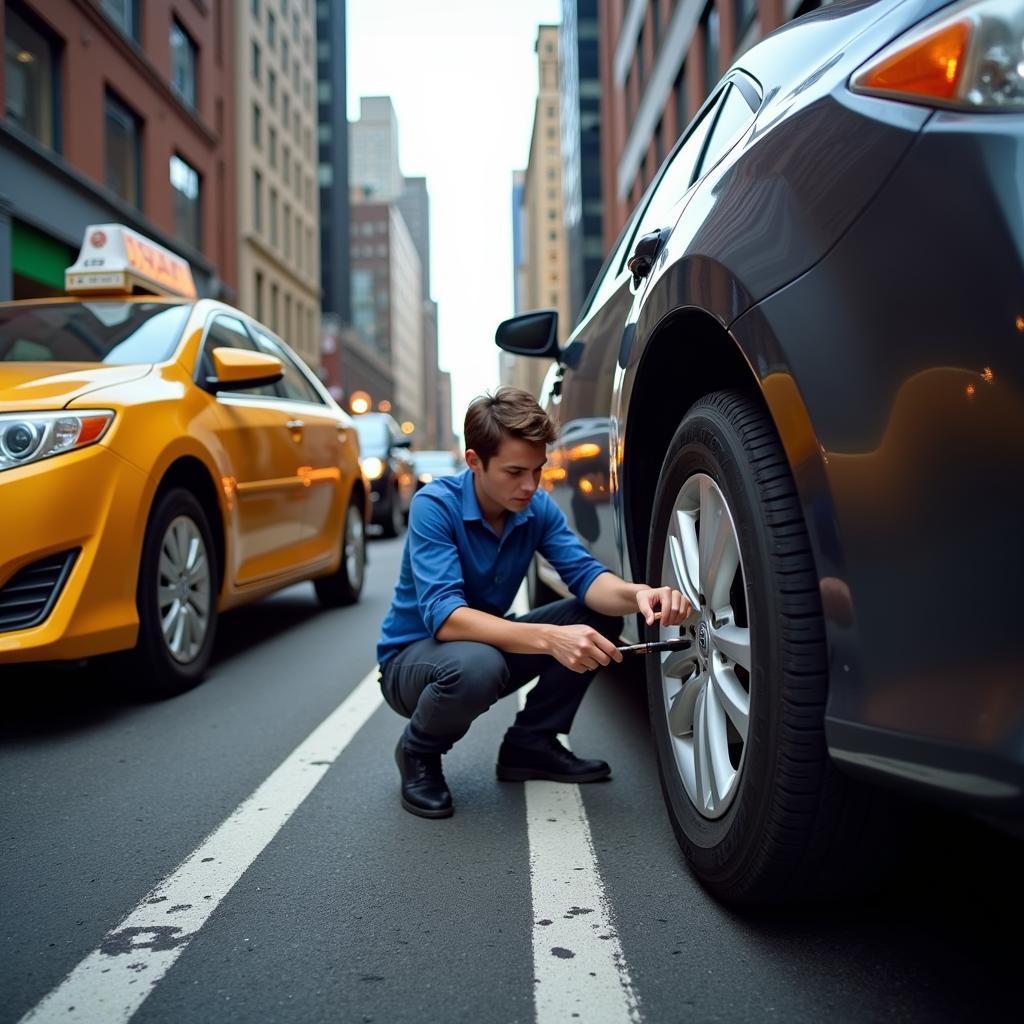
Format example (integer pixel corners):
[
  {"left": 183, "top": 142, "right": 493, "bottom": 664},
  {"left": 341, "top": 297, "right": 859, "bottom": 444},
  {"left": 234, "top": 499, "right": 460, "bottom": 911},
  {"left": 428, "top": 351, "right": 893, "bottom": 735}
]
[{"left": 0, "top": 363, "right": 153, "bottom": 412}]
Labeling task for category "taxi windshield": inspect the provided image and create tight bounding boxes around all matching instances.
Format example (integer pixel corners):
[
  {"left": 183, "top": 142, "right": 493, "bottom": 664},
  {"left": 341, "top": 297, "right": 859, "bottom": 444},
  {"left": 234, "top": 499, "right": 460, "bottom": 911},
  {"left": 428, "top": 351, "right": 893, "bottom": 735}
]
[{"left": 0, "top": 301, "right": 192, "bottom": 364}]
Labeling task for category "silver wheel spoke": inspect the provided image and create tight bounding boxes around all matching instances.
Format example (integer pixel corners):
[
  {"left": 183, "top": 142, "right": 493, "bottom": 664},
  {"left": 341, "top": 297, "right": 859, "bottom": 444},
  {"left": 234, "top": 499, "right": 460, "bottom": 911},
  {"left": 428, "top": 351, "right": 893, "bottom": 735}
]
[
  {"left": 703, "top": 682, "right": 737, "bottom": 810},
  {"left": 668, "top": 671, "right": 703, "bottom": 736},
  {"left": 661, "top": 640, "right": 698, "bottom": 680},
  {"left": 189, "top": 584, "right": 210, "bottom": 616},
  {"left": 668, "top": 509, "right": 700, "bottom": 611},
  {"left": 710, "top": 657, "right": 749, "bottom": 742},
  {"left": 699, "top": 480, "right": 738, "bottom": 613},
  {"left": 159, "top": 552, "right": 177, "bottom": 584},
  {"left": 710, "top": 620, "right": 751, "bottom": 672},
  {"left": 157, "top": 515, "right": 212, "bottom": 664},
  {"left": 161, "top": 600, "right": 180, "bottom": 636},
  {"left": 158, "top": 583, "right": 178, "bottom": 609}
]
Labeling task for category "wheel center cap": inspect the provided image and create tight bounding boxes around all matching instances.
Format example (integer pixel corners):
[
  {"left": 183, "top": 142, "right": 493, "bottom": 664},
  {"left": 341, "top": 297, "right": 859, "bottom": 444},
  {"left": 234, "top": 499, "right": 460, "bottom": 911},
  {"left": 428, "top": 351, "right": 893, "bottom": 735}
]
[{"left": 697, "top": 620, "right": 710, "bottom": 660}]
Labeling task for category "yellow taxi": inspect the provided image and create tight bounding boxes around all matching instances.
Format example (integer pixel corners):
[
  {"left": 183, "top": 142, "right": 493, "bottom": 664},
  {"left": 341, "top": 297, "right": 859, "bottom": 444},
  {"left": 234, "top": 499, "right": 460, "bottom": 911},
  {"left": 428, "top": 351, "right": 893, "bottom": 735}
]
[{"left": 0, "top": 225, "right": 367, "bottom": 694}]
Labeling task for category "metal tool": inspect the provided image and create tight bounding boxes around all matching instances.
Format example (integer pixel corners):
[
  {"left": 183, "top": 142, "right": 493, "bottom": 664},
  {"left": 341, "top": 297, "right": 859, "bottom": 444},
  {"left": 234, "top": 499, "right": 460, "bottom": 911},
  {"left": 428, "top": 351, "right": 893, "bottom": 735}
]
[{"left": 616, "top": 636, "right": 693, "bottom": 656}]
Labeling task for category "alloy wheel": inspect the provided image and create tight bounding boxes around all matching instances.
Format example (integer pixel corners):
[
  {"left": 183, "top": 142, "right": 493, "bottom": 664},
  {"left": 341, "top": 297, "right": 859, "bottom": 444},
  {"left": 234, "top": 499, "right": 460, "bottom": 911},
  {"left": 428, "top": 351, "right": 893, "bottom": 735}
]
[
  {"left": 658, "top": 472, "right": 751, "bottom": 819},
  {"left": 345, "top": 504, "right": 366, "bottom": 589},
  {"left": 157, "top": 515, "right": 212, "bottom": 664}
]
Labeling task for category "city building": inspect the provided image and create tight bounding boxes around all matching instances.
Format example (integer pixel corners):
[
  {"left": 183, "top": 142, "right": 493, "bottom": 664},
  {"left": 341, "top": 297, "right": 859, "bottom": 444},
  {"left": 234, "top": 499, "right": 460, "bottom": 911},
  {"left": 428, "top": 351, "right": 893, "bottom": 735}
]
[
  {"left": 0, "top": 0, "right": 235, "bottom": 300},
  {"left": 506, "top": 24, "right": 569, "bottom": 399},
  {"left": 349, "top": 201, "right": 424, "bottom": 429},
  {"left": 560, "top": 0, "right": 603, "bottom": 321},
  {"left": 499, "top": 169, "right": 528, "bottom": 388},
  {"left": 236, "top": 0, "right": 320, "bottom": 369},
  {"left": 349, "top": 95, "right": 403, "bottom": 201},
  {"left": 316, "top": 0, "right": 350, "bottom": 324},
  {"left": 599, "top": 0, "right": 811, "bottom": 247}
]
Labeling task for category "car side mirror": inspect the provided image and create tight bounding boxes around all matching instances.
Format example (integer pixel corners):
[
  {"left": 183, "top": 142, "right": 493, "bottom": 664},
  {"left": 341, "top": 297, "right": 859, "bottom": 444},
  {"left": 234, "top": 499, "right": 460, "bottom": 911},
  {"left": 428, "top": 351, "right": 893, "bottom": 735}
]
[
  {"left": 495, "top": 310, "right": 561, "bottom": 360},
  {"left": 205, "top": 348, "right": 284, "bottom": 391}
]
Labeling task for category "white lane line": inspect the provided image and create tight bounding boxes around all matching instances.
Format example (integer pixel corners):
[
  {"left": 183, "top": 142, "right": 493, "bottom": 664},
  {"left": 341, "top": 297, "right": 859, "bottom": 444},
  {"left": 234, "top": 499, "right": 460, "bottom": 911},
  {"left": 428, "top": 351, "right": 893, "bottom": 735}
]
[
  {"left": 19, "top": 666, "right": 384, "bottom": 1024},
  {"left": 513, "top": 586, "right": 642, "bottom": 1024}
]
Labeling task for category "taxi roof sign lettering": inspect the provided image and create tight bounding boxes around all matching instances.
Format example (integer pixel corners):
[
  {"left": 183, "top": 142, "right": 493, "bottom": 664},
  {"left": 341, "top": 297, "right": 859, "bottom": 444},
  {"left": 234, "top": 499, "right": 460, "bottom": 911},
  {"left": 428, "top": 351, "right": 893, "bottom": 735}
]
[{"left": 65, "top": 224, "right": 197, "bottom": 299}]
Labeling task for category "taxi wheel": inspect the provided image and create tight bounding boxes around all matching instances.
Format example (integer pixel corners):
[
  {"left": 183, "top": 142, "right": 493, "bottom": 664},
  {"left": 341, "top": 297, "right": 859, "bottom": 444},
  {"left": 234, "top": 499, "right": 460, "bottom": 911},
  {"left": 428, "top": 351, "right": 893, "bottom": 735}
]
[
  {"left": 133, "top": 488, "right": 219, "bottom": 697},
  {"left": 314, "top": 496, "right": 366, "bottom": 607}
]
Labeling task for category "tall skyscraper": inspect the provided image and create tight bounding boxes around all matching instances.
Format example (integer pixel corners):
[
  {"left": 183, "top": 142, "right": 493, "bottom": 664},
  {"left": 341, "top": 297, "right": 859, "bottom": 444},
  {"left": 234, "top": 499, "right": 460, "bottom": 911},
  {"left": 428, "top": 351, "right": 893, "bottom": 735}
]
[
  {"left": 0, "top": 0, "right": 235, "bottom": 301},
  {"left": 236, "top": 0, "right": 321, "bottom": 367},
  {"left": 398, "top": 176, "right": 430, "bottom": 300},
  {"left": 349, "top": 96, "right": 403, "bottom": 201},
  {"left": 509, "top": 24, "right": 569, "bottom": 399},
  {"left": 560, "top": 0, "right": 603, "bottom": 322},
  {"left": 316, "top": 0, "right": 351, "bottom": 323}
]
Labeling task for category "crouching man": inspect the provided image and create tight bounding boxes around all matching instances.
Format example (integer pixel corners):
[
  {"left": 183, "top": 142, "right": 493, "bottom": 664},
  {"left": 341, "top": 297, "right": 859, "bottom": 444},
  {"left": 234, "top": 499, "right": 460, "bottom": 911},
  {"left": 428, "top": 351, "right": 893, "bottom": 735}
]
[{"left": 376, "top": 387, "right": 691, "bottom": 818}]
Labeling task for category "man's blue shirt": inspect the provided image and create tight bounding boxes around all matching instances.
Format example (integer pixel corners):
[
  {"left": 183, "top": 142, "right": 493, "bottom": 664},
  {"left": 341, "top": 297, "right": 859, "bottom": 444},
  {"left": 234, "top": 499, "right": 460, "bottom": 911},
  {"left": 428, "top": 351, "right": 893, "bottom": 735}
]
[{"left": 377, "top": 469, "right": 609, "bottom": 665}]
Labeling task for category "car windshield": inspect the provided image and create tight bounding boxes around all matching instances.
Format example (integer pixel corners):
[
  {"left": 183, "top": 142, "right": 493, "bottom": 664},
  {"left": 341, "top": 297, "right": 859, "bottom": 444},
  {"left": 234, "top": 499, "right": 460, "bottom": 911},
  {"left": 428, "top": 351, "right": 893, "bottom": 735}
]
[
  {"left": 0, "top": 301, "right": 192, "bottom": 364},
  {"left": 352, "top": 414, "right": 391, "bottom": 455}
]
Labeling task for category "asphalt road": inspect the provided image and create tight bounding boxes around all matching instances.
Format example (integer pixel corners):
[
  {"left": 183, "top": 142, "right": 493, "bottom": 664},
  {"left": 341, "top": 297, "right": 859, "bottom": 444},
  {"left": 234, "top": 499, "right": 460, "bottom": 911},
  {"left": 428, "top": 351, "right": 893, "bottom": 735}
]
[{"left": 2, "top": 534, "right": 1020, "bottom": 1023}]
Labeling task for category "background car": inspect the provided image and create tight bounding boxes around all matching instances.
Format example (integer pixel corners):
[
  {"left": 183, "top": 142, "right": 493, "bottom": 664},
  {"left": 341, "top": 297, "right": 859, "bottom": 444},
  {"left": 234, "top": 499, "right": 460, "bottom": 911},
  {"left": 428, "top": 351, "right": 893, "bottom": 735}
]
[
  {"left": 351, "top": 411, "right": 415, "bottom": 536},
  {"left": 0, "top": 225, "right": 368, "bottom": 696},
  {"left": 496, "top": 0, "right": 1024, "bottom": 904},
  {"left": 410, "top": 449, "right": 463, "bottom": 491}
]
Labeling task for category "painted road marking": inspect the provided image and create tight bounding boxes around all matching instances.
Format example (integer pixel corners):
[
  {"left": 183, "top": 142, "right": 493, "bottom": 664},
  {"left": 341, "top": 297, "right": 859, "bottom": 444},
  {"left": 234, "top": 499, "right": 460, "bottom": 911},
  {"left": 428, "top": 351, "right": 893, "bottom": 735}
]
[
  {"left": 19, "top": 666, "right": 384, "bottom": 1024},
  {"left": 513, "top": 587, "right": 642, "bottom": 1024}
]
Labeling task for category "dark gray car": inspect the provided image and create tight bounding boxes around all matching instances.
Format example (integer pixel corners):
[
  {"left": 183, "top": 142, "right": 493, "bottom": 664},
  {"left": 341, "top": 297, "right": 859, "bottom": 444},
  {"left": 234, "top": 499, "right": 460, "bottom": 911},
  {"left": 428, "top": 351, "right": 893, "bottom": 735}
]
[{"left": 497, "top": 0, "right": 1024, "bottom": 904}]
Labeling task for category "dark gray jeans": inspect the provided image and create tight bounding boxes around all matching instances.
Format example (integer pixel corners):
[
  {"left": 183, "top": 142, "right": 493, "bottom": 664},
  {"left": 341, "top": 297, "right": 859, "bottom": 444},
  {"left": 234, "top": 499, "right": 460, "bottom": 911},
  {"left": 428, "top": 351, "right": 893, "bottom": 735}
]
[{"left": 379, "top": 598, "right": 622, "bottom": 755}]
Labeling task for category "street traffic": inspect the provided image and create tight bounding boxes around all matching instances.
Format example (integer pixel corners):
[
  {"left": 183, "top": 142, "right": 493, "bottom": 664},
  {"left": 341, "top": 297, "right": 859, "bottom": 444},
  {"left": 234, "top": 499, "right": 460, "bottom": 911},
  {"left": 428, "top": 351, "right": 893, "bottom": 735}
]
[{"left": 2, "top": 536, "right": 1020, "bottom": 1024}]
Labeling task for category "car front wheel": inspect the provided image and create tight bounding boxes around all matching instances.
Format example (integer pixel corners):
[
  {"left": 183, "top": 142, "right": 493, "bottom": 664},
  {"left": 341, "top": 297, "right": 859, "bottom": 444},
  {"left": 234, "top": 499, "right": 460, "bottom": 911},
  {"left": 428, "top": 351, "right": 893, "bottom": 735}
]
[
  {"left": 132, "top": 487, "right": 218, "bottom": 697},
  {"left": 646, "top": 389, "right": 874, "bottom": 904}
]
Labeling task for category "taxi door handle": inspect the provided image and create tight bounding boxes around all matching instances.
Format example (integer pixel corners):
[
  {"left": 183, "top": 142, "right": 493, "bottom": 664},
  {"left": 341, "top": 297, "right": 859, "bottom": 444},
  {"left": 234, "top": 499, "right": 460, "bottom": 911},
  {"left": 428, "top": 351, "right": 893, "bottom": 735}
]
[
  {"left": 286, "top": 419, "right": 304, "bottom": 436},
  {"left": 335, "top": 421, "right": 348, "bottom": 442}
]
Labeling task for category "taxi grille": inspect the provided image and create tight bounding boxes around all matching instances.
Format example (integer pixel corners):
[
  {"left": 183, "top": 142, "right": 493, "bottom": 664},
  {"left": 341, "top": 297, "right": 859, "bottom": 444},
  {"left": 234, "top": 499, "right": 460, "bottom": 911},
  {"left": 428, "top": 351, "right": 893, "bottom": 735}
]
[{"left": 0, "top": 550, "right": 79, "bottom": 633}]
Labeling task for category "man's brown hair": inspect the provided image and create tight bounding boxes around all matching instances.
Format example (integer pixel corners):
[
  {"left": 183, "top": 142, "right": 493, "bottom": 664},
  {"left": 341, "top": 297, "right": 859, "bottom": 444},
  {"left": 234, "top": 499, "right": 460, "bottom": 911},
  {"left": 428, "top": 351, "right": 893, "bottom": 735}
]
[{"left": 464, "top": 387, "right": 557, "bottom": 467}]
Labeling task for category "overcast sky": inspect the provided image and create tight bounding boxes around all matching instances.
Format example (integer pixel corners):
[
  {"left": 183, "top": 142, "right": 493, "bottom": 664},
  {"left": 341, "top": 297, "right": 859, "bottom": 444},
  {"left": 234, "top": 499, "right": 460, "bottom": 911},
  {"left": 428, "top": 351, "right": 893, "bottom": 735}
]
[{"left": 346, "top": 0, "right": 563, "bottom": 440}]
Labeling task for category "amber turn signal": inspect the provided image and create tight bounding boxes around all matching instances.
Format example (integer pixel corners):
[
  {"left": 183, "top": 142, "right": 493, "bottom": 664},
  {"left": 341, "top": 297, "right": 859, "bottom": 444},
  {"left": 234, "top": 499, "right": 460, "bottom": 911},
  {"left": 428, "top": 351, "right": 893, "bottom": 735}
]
[{"left": 857, "top": 19, "right": 971, "bottom": 100}]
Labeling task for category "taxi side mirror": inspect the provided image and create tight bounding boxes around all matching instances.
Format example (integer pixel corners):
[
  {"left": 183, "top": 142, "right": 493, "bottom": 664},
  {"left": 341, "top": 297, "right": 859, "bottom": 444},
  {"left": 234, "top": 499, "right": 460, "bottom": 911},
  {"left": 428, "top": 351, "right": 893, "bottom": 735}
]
[
  {"left": 495, "top": 310, "right": 561, "bottom": 361},
  {"left": 205, "top": 347, "right": 284, "bottom": 392}
]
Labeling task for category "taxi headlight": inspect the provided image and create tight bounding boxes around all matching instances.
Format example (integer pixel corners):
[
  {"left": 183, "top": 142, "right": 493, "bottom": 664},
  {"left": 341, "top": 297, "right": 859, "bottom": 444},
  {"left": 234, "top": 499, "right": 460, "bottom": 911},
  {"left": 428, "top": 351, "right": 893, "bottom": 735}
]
[
  {"left": 361, "top": 456, "right": 385, "bottom": 480},
  {"left": 0, "top": 410, "right": 115, "bottom": 472}
]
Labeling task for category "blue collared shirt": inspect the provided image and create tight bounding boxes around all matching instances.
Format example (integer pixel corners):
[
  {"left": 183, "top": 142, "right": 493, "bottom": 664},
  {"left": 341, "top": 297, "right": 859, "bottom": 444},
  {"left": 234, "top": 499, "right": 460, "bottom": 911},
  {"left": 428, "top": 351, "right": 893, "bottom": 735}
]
[{"left": 377, "top": 469, "right": 609, "bottom": 665}]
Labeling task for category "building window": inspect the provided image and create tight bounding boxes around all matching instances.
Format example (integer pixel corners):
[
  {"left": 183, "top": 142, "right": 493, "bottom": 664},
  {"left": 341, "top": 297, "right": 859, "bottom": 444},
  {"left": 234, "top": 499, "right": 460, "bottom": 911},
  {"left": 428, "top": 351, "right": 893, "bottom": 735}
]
[
  {"left": 4, "top": 7, "right": 60, "bottom": 152},
  {"left": 101, "top": 0, "right": 139, "bottom": 40},
  {"left": 282, "top": 144, "right": 291, "bottom": 184},
  {"left": 268, "top": 68, "right": 277, "bottom": 108},
  {"left": 170, "top": 154, "right": 201, "bottom": 250},
  {"left": 284, "top": 204, "right": 291, "bottom": 259},
  {"left": 282, "top": 90, "right": 290, "bottom": 128},
  {"left": 252, "top": 101, "right": 262, "bottom": 147},
  {"left": 270, "top": 187, "right": 279, "bottom": 246},
  {"left": 271, "top": 282, "right": 279, "bottom": 330},
  {"left": 251, "top": 40, "right": 261, "bottom": 82},
  {"left": 268, "top": 10, "right": 277, "bottom": 48},
  {"left": 281, "top": 34, "right": 289, "bottom": 74},
  {"left": 253, "top": 169, "right": 263, "bottom": 231},
  {"left": 170, "top": 20, "right": 197, "bottom": 108},
  {"left": 255, "top": 269, "right": 264, "bottom": 321},
  {"left": 105, "top": 91, "right": 142, "bottom": 209}
]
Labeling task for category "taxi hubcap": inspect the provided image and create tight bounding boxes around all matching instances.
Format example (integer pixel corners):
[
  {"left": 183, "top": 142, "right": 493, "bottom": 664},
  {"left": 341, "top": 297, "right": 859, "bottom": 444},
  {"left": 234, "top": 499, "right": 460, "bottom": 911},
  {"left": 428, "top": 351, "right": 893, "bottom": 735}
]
[
  {"left": 157, "top": 516, "right": 211, "bottom": 664},
  {"left": 659, "top": 473, "right": 751, "bottom": 820},
  {"left": 345, "top": 505, "right": 365, "bottom": 587}
]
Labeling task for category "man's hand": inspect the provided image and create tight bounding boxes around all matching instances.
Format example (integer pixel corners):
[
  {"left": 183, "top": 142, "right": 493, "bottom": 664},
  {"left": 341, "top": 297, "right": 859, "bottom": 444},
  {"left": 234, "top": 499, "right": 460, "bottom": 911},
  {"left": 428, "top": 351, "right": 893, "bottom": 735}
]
[
  {"left": 544, "top": 624, "right": 624, "bottom": 673},
  {"left": 637, "top": 586, "right": 693, "bottom": 627}
]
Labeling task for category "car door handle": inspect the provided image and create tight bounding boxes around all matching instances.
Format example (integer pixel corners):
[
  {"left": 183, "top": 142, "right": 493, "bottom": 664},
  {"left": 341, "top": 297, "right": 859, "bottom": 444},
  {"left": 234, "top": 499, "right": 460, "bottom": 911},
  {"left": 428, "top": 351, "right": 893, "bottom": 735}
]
[
  {"left": 287, "top": 419, "right": 304, "bottom": 432},
  {"left": 627, "top": 228, "right": 669, "bottom": 284},
  {"left": 336, "top": 423, "right": 348, "bottom": 442}
]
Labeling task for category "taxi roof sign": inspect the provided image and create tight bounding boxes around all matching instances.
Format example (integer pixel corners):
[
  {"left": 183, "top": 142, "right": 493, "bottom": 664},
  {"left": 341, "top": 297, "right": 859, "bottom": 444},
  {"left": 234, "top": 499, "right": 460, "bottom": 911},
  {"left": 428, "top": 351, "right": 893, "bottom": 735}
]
[{"left": 65, "top": 224, "right": 197, "bottom": 299}]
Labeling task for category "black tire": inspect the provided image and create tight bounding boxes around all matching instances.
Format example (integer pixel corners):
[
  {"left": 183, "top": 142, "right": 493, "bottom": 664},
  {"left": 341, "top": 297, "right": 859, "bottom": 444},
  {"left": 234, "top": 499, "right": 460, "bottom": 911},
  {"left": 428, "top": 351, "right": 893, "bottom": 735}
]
[
  {"left": 380, "top": 485, "right": 404, "bottom": 538},
  {"left": 130, "top": 487, "right": 219, "bottom": 698},
  {"left": 645, "top": 389, "right": 876, "bottom": 905},
  {"left": 314, "top": 495, "right": 367, "bottom": 607}
]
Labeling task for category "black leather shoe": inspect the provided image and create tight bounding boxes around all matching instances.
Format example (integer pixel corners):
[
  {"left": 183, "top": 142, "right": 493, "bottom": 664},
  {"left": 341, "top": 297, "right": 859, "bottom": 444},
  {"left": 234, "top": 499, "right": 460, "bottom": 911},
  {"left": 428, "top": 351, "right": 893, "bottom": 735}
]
[
  {"left": 395, "top": 738, "right": 453, "bottom": 818},
  {"left": 496, "top": 735, "right": 611, "bottom": 783}
]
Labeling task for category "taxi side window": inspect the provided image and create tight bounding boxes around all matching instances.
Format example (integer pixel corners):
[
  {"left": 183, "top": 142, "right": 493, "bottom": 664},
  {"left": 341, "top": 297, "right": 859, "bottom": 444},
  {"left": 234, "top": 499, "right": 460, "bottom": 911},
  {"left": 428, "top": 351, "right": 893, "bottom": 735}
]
[
  {"left": 200, "top": 315, "right": 277, "bottom": 398},
  {"left": 251, "top": 328, "right": 326, "bottom": 406}
]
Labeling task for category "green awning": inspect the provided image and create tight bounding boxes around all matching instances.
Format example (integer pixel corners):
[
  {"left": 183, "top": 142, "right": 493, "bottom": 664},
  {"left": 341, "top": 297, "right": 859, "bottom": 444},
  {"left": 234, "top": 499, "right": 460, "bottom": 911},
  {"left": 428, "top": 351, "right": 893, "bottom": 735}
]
[{"left": 12, "top": 220, "right": 74, "bottom": 290}]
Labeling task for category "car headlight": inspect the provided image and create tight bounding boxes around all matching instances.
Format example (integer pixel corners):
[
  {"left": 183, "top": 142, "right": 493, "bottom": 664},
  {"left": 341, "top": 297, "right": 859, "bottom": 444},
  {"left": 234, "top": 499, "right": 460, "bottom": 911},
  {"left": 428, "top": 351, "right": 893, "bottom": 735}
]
[
  {"left": 361, "top": 456, "right": 385, "bottom": 480},
  {"left": 0, "top": 411, "right": 114, "bottom": 472},
  {"left": 852, "top": 0, "right": 1024, "bottom": 111}
]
